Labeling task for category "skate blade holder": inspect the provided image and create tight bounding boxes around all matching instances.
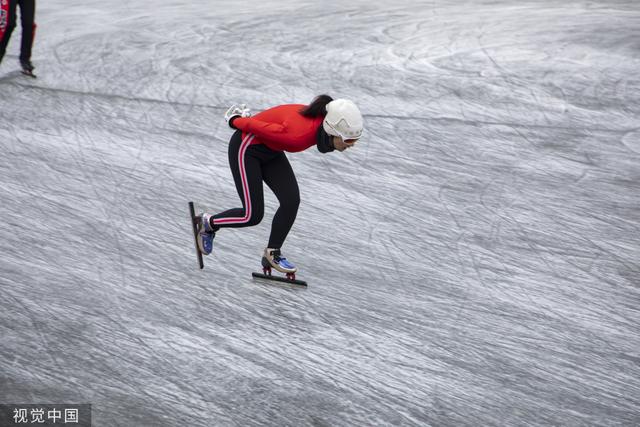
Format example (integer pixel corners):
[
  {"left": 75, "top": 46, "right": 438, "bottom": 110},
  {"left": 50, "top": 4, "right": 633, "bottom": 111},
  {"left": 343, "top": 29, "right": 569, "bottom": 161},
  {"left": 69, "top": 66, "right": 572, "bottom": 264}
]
[
  {"left": 263, "top": 266, "right": 297, "bottom": 281},
  {"left": 252, "top": 267, "right": 308, "bottom": 287}
]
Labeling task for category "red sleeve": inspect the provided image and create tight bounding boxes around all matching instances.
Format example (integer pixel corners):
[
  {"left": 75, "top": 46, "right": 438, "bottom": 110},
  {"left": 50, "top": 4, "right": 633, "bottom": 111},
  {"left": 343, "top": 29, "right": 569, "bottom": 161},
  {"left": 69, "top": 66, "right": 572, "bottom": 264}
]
[
  {"left": 231, "top": 105, "right": 320, "bottom": 152},
  {"left": 232, "top": 117, "right": 302, "bottom": 143}
]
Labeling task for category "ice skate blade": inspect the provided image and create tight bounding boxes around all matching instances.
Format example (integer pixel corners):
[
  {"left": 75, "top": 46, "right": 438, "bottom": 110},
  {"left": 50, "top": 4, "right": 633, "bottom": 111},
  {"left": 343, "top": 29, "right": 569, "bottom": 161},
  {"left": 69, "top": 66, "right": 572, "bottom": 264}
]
[
  {"left": 252, "top": 272, "right": 307, "bottom": 287},
  {"left": 188, "top": 201, "right": 204, "bottom": 269}
]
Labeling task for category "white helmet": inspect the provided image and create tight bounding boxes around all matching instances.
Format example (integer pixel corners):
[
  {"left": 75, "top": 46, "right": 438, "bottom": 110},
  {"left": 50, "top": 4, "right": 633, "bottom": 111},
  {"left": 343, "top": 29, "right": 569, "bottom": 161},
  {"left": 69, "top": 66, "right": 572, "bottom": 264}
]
[{"left": 323, "top": 99, "right": 363, "bottom": 139}]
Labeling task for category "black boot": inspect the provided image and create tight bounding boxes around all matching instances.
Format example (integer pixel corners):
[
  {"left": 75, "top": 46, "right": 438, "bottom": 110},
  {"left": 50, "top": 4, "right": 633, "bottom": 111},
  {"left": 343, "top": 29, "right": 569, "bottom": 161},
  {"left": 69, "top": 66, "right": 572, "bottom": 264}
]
[{"left": 20, "top": 59, "right": 34, "bottom": 72}]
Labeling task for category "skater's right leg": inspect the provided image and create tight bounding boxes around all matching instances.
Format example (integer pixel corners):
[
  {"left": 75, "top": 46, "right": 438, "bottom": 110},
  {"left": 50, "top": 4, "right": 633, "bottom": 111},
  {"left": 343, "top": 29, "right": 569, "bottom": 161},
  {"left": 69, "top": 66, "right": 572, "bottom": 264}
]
[
  {"left": 198, "top": 131, "right": 265, "bottom": 255},
  {"left": 195, "top": 212, "right": 216, "bottom": 255},
  {"left": 0, "top": 0, "right": 17, "bottom": 64},
  {"left": 210, "top": 130, "right": 265, "bottom": 229}
]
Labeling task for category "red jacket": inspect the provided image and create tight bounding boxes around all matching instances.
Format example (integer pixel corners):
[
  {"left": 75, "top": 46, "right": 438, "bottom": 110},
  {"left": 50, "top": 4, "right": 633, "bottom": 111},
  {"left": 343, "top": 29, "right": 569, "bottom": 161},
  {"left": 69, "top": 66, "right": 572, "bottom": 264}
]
[{"left": 231, "top": 104, "right": 324, "bottom": 153}]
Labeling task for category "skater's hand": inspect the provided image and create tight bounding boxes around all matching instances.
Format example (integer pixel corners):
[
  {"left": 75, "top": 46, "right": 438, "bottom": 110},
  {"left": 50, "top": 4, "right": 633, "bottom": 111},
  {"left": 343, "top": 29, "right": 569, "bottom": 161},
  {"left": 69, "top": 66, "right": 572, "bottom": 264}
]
[{"left": 224, "top": 104, "right": 252, "bottom": 127}]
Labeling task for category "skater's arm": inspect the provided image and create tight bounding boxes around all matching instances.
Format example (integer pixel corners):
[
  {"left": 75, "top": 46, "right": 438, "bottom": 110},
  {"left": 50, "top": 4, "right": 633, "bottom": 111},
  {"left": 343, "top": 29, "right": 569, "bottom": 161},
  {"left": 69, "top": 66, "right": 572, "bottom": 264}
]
[{"left": 231, "top": 117, "right": 298, "bottom": 142}]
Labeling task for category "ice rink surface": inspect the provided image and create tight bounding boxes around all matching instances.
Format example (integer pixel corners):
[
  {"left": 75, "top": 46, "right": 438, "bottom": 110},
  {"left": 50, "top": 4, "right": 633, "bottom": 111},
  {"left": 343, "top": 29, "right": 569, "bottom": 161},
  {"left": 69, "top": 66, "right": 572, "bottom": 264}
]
[{"left": 1, "top": 1, "right": 639, "bottom": 425}]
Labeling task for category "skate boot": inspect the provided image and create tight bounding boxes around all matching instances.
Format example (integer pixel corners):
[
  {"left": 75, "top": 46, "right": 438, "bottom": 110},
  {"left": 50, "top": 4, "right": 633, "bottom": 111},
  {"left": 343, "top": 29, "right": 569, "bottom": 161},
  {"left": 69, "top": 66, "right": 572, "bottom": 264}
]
[
  {"left": 195, "top": 213, "right": 216, "bottom": 255},
  {"left": 20, "top": 59, "right": 35, "bottom": 77},
  {"left": 262, "top": 248, "right": 297, "bottom": 274},
  {"left": 20, "top": 59, "right": 34, "bottom": 72}
]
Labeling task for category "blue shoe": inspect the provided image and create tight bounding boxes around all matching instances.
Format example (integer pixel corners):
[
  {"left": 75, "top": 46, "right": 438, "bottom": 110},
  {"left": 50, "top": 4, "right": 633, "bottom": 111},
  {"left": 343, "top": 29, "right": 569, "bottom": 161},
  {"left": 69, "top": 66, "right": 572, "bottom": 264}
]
[
  {"left": 197, "top": 213, "right": 216, "bottom": 255},
  {"left": 263, "top": 248, "right": 297, "bottom": 273}
]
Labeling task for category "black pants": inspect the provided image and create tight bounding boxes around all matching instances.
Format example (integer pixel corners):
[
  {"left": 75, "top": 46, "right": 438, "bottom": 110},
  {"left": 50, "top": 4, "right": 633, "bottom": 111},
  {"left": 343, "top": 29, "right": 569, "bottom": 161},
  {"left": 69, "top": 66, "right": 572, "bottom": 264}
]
[
  {"left": 213, "top": 130, "right": 300, "bottom": 249},
  {"left": 0, "top": 0, "right": 35, "bottom": 64}
]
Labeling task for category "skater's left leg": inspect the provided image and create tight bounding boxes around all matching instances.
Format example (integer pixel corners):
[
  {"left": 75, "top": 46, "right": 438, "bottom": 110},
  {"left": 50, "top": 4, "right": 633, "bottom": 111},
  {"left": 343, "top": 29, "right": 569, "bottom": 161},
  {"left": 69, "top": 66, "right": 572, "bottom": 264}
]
[
  {"left": 17, "top": 0, "right": 34, "bottom": 68},
  {"left": 263, "top": 153, "right": 300, "bottom": 249},
  {"left": 261, "top": 153, "right": 299, "bottom": 274}
]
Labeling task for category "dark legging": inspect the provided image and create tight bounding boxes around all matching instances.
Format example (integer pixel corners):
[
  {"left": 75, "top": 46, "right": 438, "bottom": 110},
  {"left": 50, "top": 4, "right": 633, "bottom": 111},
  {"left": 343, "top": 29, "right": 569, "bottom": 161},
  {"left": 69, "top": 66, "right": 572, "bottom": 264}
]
[
  {"left": 0, "top": 0, "right": 35, "bottom": 64},
  {"left": 213, "top": 130, "right": 300, "bottom": 249}
]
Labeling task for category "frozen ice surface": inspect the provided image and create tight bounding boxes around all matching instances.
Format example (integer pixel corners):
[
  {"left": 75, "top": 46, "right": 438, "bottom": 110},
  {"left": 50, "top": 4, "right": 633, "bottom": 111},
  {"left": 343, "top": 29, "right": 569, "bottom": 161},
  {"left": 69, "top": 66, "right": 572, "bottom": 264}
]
[{"left": 1, "top": 1, "right": 639, "bottom": 426}]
